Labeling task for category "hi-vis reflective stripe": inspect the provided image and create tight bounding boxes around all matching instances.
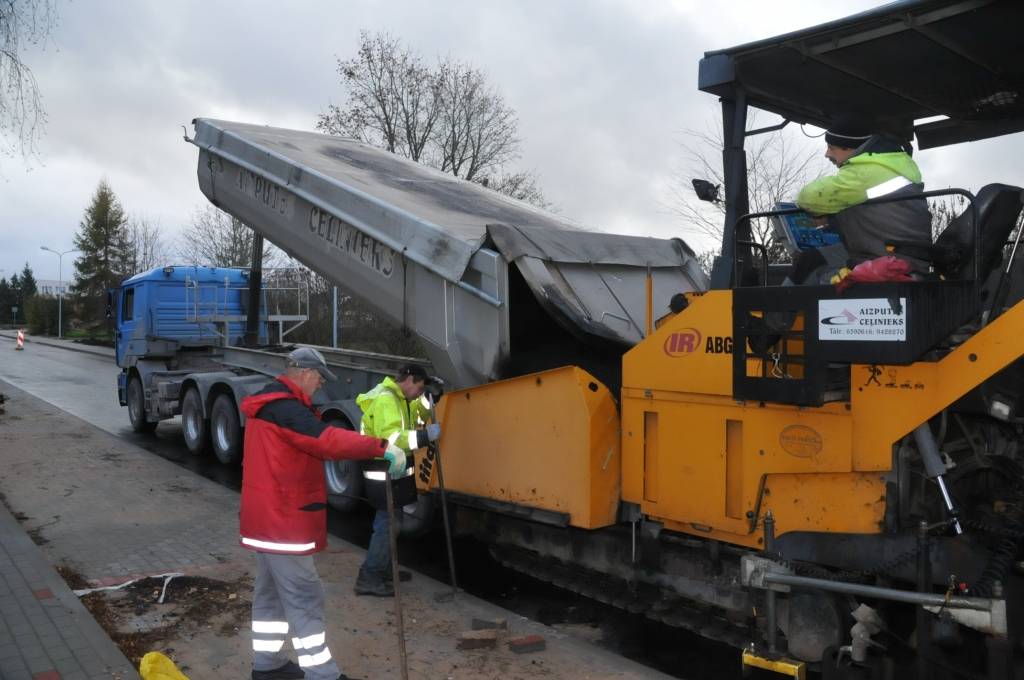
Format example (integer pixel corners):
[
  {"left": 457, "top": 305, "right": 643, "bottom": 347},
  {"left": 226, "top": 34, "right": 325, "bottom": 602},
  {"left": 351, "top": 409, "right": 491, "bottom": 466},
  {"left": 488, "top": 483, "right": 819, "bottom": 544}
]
[
  {"left": 252, "top": 620, "right": 289, "bottom": 634},
  {"left": 241, "top": 537, "right": 317, "bottom": 552},
  {"left": 364, "top": 467, "right": 414, "bottom": 481},
  {"left": 298, "top": 648, "right": 333, "bottom": 668},
  {"left": 407, "top": 430, "right": 419, "bottom": 449},
  {"left": 387, "top": 431, "right": 400, "bottom": 446},
  {"left": 253, "top": 638, "right": 285, "bottom": 652},
  {"left": 866, "top": 175, "right": 912, "bottom": 199},
  {"left": 291, "top": 632, "right": 326, "bottom": 649}
]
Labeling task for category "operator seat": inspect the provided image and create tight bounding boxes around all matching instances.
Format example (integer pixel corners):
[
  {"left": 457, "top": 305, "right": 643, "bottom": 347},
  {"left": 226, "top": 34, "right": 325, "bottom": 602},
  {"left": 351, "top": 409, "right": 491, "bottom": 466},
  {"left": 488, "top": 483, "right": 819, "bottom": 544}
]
[{"left": 925, "top": 183, "right": 1024, "bottom": 281}]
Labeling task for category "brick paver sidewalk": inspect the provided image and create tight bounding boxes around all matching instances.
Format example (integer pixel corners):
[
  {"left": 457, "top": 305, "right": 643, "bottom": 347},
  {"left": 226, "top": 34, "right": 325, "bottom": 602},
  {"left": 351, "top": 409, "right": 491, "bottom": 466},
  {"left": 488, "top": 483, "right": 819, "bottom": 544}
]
[{"left": 0, "top": 503, "right": 137, "bottom": 680}]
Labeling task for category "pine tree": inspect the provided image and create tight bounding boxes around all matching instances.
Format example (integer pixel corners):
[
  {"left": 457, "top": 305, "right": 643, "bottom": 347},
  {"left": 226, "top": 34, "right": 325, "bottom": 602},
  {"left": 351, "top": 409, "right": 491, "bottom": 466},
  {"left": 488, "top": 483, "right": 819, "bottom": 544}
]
[
  {"left": 0, "top": 278, "right": 12, "bottom": 323},
  {"left": 6, "top": 274, "right": 21, "bottom": 325},
  {"left": 18, "top": 263, "right": 37, "bottom": 298},
  {"left": 71, "top": 180, "right": 129, "bottom": 327}
]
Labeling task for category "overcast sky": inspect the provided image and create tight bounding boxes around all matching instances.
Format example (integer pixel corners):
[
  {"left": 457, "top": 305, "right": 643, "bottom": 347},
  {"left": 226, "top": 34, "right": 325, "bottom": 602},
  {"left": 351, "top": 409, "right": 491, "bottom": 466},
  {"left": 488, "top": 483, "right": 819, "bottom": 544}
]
[{"left": 1, "top": 0, "right": 1021, "bottom": 284}]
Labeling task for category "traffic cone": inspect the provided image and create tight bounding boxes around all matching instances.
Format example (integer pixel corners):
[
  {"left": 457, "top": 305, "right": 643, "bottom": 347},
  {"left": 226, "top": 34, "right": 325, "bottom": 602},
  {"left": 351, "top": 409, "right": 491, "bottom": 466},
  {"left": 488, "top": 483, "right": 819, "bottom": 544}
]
[{"left": 14, "top": 329, "right": 24, "bottom": 351}]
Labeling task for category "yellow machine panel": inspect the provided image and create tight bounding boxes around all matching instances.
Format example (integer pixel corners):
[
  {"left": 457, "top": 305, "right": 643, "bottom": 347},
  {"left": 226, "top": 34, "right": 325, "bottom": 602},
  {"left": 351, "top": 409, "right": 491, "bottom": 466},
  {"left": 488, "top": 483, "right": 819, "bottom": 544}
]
[
  {"left": 620, "top": 288, "right": 1024, "bottom": 549},
  {"left": 624, "top": 291, "right": 736, "bottom": 397},
  {"left": 420, "top": 366, "right": 621, "bottom": 529},
  {"left": 622, "top": 289, "right": 886, "bottom": 547}
]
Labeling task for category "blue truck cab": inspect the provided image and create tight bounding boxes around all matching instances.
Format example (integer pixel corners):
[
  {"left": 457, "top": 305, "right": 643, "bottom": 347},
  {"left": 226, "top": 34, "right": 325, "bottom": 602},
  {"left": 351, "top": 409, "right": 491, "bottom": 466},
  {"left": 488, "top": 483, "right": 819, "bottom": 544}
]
[
  {"left": 115, "top": 265, "right": 263, "bottom": 369},
  {"left": 115, "top": 266, "right": 272, "bottom": 458}
]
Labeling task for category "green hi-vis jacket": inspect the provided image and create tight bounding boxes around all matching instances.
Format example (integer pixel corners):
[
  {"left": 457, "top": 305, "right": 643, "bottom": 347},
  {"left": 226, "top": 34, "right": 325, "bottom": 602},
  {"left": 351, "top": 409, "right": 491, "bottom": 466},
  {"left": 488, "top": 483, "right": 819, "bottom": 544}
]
[
  {"left": 356, "top": 377, "right": 431, "bottom": 455},
  {"left": 797, "top": 149, "right": 932, "bottom": 272}
]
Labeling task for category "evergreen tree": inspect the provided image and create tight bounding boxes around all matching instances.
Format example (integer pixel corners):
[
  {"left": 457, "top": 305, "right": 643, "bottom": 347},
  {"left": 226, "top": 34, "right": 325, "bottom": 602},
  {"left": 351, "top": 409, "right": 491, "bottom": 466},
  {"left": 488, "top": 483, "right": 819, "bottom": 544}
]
[
  {"left": 6, "top": 274, "right": 21, "bottom": 325},
  {"left": 0, "top": 278, "right": 12, "bottom": 323},
  {"left": 71, "top": 180, "right": 129, "bottom": 326},
  {"left": 18, "top": 262, "right": 37, "bottom": 298}
]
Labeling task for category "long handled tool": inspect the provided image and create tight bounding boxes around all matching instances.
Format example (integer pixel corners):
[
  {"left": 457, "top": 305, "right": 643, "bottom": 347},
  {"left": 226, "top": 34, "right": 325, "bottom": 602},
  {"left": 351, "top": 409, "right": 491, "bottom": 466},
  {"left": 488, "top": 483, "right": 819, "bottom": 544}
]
[
  {"left": 427, "top": 391, "right": 459, "bottom": 603},
  {"left": 384, "top": 476, "right": 410, "bottom": 680}
]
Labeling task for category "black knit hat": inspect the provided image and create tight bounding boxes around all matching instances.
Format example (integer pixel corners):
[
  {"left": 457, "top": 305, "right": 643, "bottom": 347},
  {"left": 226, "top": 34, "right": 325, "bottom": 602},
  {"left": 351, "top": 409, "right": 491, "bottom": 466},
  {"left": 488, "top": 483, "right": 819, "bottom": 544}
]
[
  {"left": 824, "top": 113, "right": 876, "bottom": 149},
  {"left": 397, "top": 364, "right": 429, "bottom": 382}
]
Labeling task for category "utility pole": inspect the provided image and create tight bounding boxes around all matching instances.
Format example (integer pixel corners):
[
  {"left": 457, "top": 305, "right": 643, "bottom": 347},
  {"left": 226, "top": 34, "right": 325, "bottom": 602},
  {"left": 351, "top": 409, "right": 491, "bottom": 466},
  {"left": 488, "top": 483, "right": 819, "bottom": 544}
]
[{"left": 40, "top": 246, "right": 80, "bottom": 339}]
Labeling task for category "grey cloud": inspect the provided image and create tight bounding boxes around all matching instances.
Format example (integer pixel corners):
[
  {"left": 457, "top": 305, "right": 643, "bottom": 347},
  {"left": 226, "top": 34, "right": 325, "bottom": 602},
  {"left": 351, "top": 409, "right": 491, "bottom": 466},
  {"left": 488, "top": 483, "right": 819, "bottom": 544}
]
[{"left": 2, "top": 0, "right": 1022, "bottom": 282}]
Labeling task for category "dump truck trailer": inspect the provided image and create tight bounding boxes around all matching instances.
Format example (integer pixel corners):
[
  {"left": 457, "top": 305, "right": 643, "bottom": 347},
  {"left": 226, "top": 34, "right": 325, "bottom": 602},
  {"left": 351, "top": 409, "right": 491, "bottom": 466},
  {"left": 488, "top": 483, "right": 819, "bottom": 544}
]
[
  {"left": 189, "top": 118, "right": 706, "bottom": 393},
  {"left": 185, "top": 1, "right": 1024, "bottom": 676}
]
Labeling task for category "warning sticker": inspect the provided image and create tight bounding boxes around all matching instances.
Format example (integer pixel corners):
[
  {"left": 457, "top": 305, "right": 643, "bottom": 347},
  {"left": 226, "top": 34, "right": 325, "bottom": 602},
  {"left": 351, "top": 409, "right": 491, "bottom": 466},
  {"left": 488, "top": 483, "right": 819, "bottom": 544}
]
[{"left": 818, "top": 298, "right": 907, "bottom": 342}]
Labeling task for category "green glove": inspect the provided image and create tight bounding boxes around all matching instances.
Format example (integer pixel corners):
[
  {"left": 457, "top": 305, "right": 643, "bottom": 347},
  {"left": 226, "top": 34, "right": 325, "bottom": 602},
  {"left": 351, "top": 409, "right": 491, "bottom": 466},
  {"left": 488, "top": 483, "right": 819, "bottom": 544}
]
[{"left": 383, "top": 444, "right": 407, "bottom": 479}]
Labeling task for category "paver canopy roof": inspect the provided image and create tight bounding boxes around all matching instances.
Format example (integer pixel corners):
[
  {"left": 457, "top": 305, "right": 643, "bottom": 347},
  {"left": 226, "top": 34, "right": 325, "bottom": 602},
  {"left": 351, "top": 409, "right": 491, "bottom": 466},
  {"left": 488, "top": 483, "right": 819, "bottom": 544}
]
[{"left": 698, "top": 0, "right": 1024, "bottom": 149}]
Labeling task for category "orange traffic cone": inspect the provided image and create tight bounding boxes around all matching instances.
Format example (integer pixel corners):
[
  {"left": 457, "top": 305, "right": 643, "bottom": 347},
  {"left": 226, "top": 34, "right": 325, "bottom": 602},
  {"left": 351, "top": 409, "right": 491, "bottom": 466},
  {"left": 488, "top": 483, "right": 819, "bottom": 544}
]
[{"left": 14, "top": 329, "right": 24, "bottom": 351}]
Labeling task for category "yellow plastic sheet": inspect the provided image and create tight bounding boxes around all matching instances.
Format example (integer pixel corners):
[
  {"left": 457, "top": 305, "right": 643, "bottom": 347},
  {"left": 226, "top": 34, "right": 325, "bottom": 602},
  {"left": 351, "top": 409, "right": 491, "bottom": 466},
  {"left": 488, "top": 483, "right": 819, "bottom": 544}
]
[{"left": 139, "top": 651, "right": 189, "bottom": 680}]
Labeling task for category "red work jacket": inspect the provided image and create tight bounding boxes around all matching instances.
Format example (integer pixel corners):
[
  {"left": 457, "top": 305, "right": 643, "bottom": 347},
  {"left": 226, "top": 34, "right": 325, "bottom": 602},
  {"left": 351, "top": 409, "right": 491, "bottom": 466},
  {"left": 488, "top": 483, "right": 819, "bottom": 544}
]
[{"left": 239, "top": 376, "right": 386, "bottom": 555}]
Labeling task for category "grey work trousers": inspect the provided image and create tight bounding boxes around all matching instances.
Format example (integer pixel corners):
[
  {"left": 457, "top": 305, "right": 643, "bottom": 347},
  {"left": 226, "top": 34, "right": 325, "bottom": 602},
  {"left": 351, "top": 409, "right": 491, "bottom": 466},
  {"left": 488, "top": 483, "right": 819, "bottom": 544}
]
[{"left": 251, "top": 552, "right": 341, "bottom": 680}]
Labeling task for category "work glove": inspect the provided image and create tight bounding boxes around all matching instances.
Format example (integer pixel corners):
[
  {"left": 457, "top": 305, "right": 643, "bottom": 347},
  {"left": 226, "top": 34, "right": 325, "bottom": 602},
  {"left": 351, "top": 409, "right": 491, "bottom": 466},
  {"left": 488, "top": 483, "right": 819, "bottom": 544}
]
[
  {"left": 425, "top": 423, "right": 442, "bottom": 442},
  {"left": 383, "top": 444, "right": 407, "bottom": 479}
]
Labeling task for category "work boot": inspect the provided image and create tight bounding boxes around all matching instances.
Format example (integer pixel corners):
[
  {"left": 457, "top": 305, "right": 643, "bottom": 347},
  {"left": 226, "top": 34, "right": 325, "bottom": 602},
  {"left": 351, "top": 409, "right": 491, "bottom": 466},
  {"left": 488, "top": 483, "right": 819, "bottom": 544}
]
[
  {"left": 252, "top": 660, "right": 304, "bottom": 679},
  {"left": 353, "top": 573, "right": 394, "bottom": 597}
]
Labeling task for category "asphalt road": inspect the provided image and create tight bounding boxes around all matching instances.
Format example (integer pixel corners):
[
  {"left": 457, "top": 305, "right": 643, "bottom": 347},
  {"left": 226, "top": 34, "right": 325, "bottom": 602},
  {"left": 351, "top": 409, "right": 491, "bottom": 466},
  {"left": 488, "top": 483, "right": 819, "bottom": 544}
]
[
  {"left": 0, "top": 341, "right": 127, "bottom": 435},
  {"left": 0, "top": 339, "right": 243, "bottom": 487}
]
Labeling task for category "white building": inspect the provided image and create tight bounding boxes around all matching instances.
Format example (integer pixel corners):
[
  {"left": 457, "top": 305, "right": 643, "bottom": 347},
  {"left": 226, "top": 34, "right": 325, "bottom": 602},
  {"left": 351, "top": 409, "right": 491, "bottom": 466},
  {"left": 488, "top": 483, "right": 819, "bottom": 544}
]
[{"left": 36, "top": 279, "right": 74, "bottom": 297}]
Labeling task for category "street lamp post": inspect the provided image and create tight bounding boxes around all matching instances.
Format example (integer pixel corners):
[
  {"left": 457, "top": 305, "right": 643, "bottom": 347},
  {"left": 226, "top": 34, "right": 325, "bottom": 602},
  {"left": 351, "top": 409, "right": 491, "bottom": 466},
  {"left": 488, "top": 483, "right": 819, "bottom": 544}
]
[{"left": 40, "top": 246, "right": 80, "bottom": 339}]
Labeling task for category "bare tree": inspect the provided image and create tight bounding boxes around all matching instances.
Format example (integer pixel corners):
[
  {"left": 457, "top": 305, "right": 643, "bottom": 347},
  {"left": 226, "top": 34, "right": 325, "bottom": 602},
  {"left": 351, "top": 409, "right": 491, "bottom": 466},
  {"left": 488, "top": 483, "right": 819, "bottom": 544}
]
[
  {"left": 479, "top": 170, "right": 551, "bottom": 210},
  {"left": 670, "top": 117, "right": 827, "bottom": 262},
  {"left": 318, "top": 32, "right": 548, "bottom": 207},
  {"left": 1, "top": 0, "right": 58, "bottom": 163},
  {"left": 177, "top": 205, "right": 282, "bottom": 268},
  {"left": 123, "top": 215, "right": 169, "bottom": 276},
  {"left": 316, "top": 31, "right": 440, "bottom": 163},
  {"left": 433, "top": 59, "right": 519, "bottom": 182}
]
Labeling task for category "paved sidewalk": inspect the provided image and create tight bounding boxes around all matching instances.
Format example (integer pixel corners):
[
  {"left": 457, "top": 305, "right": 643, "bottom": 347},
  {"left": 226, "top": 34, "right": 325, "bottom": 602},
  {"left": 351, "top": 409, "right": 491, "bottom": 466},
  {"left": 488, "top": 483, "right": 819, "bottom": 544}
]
[
  {"left": 0, "top": 502, "right": 136, "bottom": 680},
  {"left": 0, "top": 332, "right": 114, "bottom": 360},
  {"left": 0, "top": 376, "right": 676, "bottom": 679}
]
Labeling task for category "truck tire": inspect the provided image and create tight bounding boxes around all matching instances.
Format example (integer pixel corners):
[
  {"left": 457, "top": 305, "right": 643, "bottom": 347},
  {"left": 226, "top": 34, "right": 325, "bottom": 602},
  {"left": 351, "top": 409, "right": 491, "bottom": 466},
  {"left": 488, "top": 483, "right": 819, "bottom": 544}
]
[
  {"left": 210, "top": 394, "right": 242, "bottom": 465},
  {"left": 322, "top": 413, "right": 363, "bottom": 513},
  {"left": 127, "top": 375, "right": 157, "bottom": 433},
  {"left": 181, "top": 387, "right": 210, "bottom": 455}
]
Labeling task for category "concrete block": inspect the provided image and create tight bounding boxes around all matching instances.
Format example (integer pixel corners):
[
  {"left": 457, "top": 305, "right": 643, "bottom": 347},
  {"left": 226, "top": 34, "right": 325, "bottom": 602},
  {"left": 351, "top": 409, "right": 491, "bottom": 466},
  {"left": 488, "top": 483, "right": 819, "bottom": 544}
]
[
  {"left": 457, "top": 629, "right": 498, "bottom": 650},
  {"left": 471, "top": 617, "right": 508, "bottom": 631}
]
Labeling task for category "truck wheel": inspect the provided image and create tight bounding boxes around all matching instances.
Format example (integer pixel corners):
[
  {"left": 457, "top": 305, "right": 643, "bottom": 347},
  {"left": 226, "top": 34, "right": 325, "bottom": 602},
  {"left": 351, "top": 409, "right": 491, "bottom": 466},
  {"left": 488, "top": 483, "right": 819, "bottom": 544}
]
[
  {"left": 181, "top": 387, "right": 210, "bottom": 455},
  {"left": 210, "top": 394, "right": 242, "bottom": 465},
  {"left": 127, "top": 375, "right": 157, "bottom": 433},
  {"left": 400, "top": 491, "right": 437, "bottom": 537},
  {"left": 323, "top": 413, "right": 363, "bottom": 513}
]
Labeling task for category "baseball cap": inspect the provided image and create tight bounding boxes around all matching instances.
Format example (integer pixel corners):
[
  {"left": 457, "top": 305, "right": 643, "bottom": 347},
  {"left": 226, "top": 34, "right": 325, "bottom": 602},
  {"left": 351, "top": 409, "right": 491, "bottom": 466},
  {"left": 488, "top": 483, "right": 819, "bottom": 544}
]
[{"left": 287, "top": 347, "right": 337, "bottom": 382}]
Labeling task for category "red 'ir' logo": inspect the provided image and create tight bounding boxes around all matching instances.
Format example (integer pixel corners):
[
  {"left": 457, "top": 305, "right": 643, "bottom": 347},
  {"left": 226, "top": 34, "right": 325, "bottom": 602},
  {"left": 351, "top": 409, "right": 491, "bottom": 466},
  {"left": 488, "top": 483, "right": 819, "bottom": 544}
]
[{"left": 664, "top": 329, "right": 702, "bottom": 357}]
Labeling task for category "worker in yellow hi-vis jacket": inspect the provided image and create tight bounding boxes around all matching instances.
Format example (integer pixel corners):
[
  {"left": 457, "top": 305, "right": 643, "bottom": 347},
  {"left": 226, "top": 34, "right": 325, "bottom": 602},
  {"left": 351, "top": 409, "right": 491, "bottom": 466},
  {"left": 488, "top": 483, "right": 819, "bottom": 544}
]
[{"left": 353, "top": 364, "right": 439, "bottom": 597}]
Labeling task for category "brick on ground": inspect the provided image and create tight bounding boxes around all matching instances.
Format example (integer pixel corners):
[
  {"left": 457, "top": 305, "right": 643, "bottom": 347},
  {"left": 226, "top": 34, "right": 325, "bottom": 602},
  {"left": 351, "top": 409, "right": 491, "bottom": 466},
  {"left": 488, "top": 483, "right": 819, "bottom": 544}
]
[
  {"left": 457, "top": 628, "right": 499, "bottom": 650},
  {"left": 509, "top": 634, "right": 547, "bottom": 654},
  {"left": 471, "top": 617, "right": 508, "bottom": 631}
]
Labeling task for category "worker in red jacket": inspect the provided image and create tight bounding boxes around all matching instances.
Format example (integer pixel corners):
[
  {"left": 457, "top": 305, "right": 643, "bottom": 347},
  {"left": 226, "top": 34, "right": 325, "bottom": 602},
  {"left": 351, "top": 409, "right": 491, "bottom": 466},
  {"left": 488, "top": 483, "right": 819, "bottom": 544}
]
[{"left": 240, "top": 347, "right": 406, "bottom": 680}]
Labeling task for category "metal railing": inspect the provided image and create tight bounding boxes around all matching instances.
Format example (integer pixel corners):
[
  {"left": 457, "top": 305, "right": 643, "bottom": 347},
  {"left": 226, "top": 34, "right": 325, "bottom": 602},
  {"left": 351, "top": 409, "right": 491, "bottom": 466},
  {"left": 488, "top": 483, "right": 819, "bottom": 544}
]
[{"left": 184, "top": 268, "right": 309, "bottom": 345}]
